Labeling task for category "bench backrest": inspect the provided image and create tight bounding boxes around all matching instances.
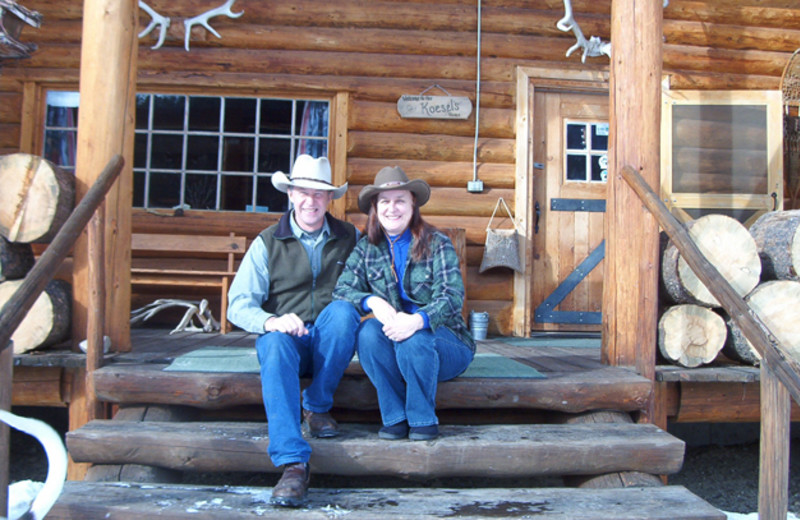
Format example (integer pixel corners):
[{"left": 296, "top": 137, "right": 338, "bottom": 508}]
[{"left": 132, "top": 232, "right": 247, "bottom": 272}]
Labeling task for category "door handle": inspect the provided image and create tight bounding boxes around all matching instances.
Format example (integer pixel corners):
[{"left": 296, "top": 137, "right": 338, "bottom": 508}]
[{"left": 534, "top": 201, "right": 540, "bottom": 234}]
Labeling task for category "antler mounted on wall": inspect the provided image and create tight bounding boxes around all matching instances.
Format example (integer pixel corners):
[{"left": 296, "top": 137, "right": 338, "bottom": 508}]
[
  {"left": 556, "top": 0, "right": 669, "bottom": 63},
  {"left": 138, "top": 0, "right": 244, "bottom": 52},
  {"left": 556, "top": 0, "right": 610, "bottom": 63},
  {"left": 0, "top": 0, "right": 42, "bottom": 59},
  {"left": 183, "top": 0, "right": 243, "bottom": 51}
]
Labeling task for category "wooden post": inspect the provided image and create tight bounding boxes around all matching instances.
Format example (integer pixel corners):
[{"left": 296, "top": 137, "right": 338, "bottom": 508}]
[
  {"left": 72, "top": 0, "right": 137, "bottom": 353},
  {"left": 604, "top": 0, "right": 663, "bottom": 422},
  {"left": 0, "top": 342, "right": 11, "bottom": 517},
  {"left": 86, "top": 208, "right": 106, "bottom": 422},
  {"left": 759, "top": 358, "right": 790, "bottom": 520}
]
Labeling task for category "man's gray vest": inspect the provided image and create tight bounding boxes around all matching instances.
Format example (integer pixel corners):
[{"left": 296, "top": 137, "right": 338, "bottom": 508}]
[{"left": 258, "top": 211, "right": 357, "bottom": 323}]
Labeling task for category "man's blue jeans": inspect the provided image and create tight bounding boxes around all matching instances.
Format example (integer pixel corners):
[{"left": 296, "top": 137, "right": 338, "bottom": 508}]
[
  {"left": 255, "top": 300, "right": 359, "bottom": 467},
  {"left": 356, "top": 318, "right": 474, "bottom": 429}
]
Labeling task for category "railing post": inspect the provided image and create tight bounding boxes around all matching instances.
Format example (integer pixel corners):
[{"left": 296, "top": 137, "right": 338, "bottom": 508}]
[
  {"left": 1, "top": 341, "right": 11, "bottom": 517},
  {"left": 759, "top": 357, "right": 790, "bottom": 520}
]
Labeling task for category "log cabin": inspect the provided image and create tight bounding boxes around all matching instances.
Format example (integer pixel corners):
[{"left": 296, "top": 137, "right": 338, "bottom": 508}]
[{"left": 1, "top": 0, "right": 800, "bottom": 517}]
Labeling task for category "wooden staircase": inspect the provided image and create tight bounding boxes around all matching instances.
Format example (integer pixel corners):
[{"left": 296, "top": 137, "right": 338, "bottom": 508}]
[{"left": 49, "top": 334, "right": 726, "bottom": 519}]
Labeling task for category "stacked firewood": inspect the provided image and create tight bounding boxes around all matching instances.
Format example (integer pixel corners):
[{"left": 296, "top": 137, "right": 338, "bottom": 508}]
[
  {"left": 0, "top": 153, "right": 74, "bottom": 353},
  {"left": 658, "top": 211, "right": 800, "bottom": 368}
]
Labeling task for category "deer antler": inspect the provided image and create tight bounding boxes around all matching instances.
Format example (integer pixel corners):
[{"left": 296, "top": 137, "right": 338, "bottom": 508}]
[
  {"left": 183, "top": 0, "right": 243, "bottom": 52},
  {"left": 138, "top": 1, "right": 170, "bottom": 50}
]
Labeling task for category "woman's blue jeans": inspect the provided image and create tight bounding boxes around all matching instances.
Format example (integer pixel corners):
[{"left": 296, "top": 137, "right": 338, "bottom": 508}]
[
  {"left": 255, "top": 300, "right": 359, "bottom": 467},
  {"left": 356, "top": 318, "right": 474, "bottom": 428}
]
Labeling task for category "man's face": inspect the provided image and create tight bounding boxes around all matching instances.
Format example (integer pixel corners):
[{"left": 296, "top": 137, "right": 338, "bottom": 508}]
[{"left": 287, "top": 187, "right": 333, "bottom": 232}]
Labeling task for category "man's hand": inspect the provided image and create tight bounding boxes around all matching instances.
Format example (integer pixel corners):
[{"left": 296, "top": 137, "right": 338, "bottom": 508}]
[
  {"left": 264, "top": 313, "right": 309, "bottom": 336},
  {"left": 382, "top": 312, "right": 423, "bottom": 342}
]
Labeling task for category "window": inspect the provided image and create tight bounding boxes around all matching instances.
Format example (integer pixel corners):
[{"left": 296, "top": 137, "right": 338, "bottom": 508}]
[
  {"left": 43, "top": 91, "right": 330, "bottom": 213},
  {"left": 564, "top": 120, "right": 608, "bottom": 183}
]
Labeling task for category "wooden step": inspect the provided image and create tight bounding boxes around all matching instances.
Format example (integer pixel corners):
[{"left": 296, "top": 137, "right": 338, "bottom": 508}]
[
  {"left": 91, "top": 362, "right": 652, "bottom": 413},
  {"left": 49, "top": 481, "right": 726, "bottom": 519},
  {"left": 67, "top": 421, "right": 685, "bottom": 479}
]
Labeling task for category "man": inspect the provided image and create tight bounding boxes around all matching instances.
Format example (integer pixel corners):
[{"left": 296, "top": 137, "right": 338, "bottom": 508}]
[{"left": 227, "top": 154, "right": 360, "bottom": 507}]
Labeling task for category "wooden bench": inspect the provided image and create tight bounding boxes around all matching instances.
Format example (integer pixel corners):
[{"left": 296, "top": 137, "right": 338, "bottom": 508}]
[{"left": 131, "top": 232, "right": 247, "bottom": 333}]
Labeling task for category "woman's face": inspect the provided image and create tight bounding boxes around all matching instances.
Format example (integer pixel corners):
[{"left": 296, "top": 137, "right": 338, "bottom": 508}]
[{"left": 376, "top": 189, "right": 414, "bottom": 236}]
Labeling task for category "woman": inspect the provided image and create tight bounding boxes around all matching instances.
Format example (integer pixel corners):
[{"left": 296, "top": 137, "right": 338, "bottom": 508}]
[{"left": 334, "top": 165, "right": 474, "bottom": 441}]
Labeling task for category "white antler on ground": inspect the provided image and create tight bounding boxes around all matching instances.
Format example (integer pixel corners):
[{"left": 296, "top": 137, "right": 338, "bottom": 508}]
[
  {"left": 1, "top": 409, "right": 67, "bottom": 520},
  {"left": 183, "top": 0, "right": 243, "bottom": 51},
  {"left": 131, "top": 298, "right": 220, "bottom": 334},
  {"left": 138, "top": 0, "right": 170, "bottom": 50}
]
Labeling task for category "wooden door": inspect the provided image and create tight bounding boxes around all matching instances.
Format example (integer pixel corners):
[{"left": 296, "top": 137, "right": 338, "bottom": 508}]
[{"left": 530, "top": 92, "right": 608, "bottom": 332}]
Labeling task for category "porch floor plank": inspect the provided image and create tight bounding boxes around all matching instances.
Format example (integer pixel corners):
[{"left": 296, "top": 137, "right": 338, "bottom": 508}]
[{"left": 49, "top": 482, "right": 726, "bottom": 520}]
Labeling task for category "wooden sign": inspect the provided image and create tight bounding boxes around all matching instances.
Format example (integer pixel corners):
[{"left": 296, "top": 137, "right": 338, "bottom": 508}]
[{"left": 397, "top": 95, "right": 473, "bottom": 120}]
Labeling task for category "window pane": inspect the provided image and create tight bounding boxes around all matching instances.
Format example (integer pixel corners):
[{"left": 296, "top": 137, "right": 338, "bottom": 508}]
[
  {"left": 152, "top": 95, "right": 184, "bottom": 130},
  {"left": 297, "top": 139, "right": 327, "bottom": 158},
  {"left": 225, "top": 98, "right": 256, "bottom": 133},
  {"left": 188, "top": 97, "right": 220, "bottom": 131},
  {"left": 135, "top": 95, "right": 149, "bottom": 130},
  {"left": 187, "top": 135, "right": 219, "bottom": 170},
  {"left": 43, "top": 130, "right": 77, "bottom": 168},
  {"left": 591, "top": 155, "right": 607, "bottom": 182},
  {"left": 566, "top": 123, "right": 586, "bottom": 150},
  {"left": 671, "top": 105, "right": 768, "bottom": 194},
  {"left": 258, "top": 138, "right": 291, "bottom": 173},
  {"left": 151, "top": 134, "right": 184, "bottom": 169},
  {"left": 185, "top": 173, "right": 218, "bottom": 210},
  {"left": 134, "top": 133, "right": 148, "bottom": 168},
  {"left": 133, "top": 170, "right": 145, "bottom": 207},
  {"left": 256, "top": 175, "right": 289, "bottom": 213},
  {"left": 148, "top": 172, "right": 181, "bottom": 208},
  {"left": 566, "top": 154, "right": 587, "bottom": 181},
  {"left": 222, "top": 136, "right": 255, "bottom": 171},
  {"left": 220, "top": 174, "right": 253, "bottom": 211},
  {"left": 46, "top": 105, "right": 78, "bottom": 127},
  {"left": 260, "top": 100, "right": 293, "bottom": 134},
  {"left": 591, "top": 123, "right": 608, "bottom": 150}
]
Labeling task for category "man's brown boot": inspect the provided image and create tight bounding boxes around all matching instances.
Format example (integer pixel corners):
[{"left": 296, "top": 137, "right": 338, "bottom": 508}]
[
  {"left": 271, "top": 462, "right": 310, "bottom": 507},
  {"left": 302, "top": 409, "right": 339, "bottom": 438}
]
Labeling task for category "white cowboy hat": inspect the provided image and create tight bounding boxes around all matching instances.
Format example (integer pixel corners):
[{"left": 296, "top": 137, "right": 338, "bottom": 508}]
[{"left": 271, "top": 154, "right": 348, "bottom": 199}]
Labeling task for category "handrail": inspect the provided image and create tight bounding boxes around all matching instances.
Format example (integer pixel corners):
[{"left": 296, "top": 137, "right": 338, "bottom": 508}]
[
  {"left": 619, "top": 165, "right": 800, "bottom": 404},
  {"left": 0, "top": 154, "right": 123, "bottom": 516},
  {"left": 620, "top": 164, "right": 796, "bottom": 520}
]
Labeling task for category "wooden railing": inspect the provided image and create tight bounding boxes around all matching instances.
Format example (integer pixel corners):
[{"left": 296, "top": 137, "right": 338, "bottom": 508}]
[
  {"left": 620, "top": 164, "right": 800, "bottom": 520},
  {"left": 0, "top": 155, "right": 123, "bottom": 515}
]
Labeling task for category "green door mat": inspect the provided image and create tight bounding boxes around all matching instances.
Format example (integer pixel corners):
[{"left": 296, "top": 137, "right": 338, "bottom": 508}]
[{"left": 164, "top": 347, "right": 544, "bottom": 379}]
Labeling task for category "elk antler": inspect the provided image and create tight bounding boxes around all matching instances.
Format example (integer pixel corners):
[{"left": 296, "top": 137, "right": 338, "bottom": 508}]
[
  {"left": 183, "top": 0, "right": 243, "bottom": 52},
  {"left": 556, "top": 0, "right": 610, "bottom": 63},
  {"left": 138, "top": 1, "right": 170, "bottom": 50}
]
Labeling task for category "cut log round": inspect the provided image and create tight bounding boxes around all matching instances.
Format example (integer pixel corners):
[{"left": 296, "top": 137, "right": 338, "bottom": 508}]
[
  {"left": 0, "top": 278, "right": 72, "bottom": 353},
  {"left": 0, "top": 235, "right": 34, "bottom": 281},
  {"left": 658, "top": 304, "right": 727, "bottom": 368},
  {"left": 0, "top": 153, "right": 75, "bottom": 243},
  {"left": 661, "top": 214, "right": 761, "bottom": 307},
  {"left": 720, "top": 309, "right": 761, "bottom": 366},
  {"left": 726, "top": 280, "right": 800, "bottom": 364},
  {"left": 748, "top": 209, "right": 800, "bottom": 281}
]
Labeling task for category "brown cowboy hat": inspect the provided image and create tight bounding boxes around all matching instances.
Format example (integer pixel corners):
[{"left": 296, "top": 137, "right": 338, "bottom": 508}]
[{"left": 357, "top": 166, "right": 431, "bottom": 214}]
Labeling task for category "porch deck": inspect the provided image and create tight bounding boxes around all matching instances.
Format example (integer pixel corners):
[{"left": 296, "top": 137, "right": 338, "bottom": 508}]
[{"left": 12, "top": 326, "right": 783, "bottom": 425}]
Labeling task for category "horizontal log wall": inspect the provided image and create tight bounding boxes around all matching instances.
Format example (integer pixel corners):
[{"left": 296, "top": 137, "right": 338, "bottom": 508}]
[{"left": 1, "top": 0, "right": 798, "bottom": 335}]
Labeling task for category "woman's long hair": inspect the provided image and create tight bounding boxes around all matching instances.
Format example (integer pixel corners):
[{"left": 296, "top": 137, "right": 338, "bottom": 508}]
[{"left": 364, "top": 192, "right": 436, "bottom": 261}]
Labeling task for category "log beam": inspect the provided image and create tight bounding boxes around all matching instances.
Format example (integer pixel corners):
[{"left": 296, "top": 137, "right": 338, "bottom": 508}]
[
  {"left": 603, "top": 0, "right": 662, "bottom": 423},
  {"left": 73, "top": 0, "right": 137, "bottom": 353}
]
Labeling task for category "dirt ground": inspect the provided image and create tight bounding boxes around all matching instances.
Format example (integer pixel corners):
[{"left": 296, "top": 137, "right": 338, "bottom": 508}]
[{"left": 6, "top": 406, "right": 800, "bottom": 515}]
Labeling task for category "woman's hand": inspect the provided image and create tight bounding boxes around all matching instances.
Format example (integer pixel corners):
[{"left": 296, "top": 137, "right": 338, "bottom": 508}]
[
  {"left": 366, "top": 296, "right": 397, "bottom": 325},
  {"left": 264, "top": 313, "right": 309, "bottom": 337},
  {"left": 382, "top": 312, "right": 423, "bottom": 342}
]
